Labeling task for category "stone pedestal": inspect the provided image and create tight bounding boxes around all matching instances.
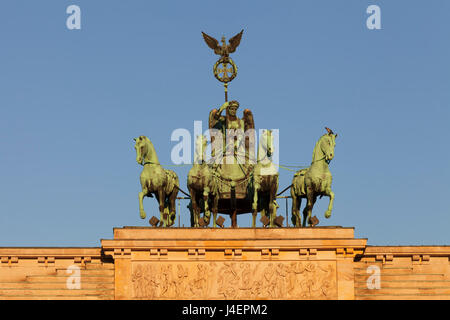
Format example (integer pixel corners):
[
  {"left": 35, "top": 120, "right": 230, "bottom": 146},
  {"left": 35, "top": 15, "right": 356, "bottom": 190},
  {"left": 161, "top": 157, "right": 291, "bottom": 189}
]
[{"left": 101, "top": 227, "right": 367, "bottom": 300}]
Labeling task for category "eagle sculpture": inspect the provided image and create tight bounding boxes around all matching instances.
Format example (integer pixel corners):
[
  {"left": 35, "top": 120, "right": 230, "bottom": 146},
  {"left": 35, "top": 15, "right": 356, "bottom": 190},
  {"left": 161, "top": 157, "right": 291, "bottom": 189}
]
[{"left": 201, "top": 29, "right": 244, "bottom": 57}]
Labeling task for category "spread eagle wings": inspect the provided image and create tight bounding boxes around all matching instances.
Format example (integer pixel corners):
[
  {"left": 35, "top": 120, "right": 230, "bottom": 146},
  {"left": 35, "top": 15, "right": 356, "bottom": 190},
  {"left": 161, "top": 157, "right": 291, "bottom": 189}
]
[
  {"left": 201, "top": 29, "right": 244, "bottom": 55},
  {"left": 202, "top": 32, "right": 221, "bottom": 55},
  {"left": 227, "top": 29, "right": 244, "bottom": 54}
]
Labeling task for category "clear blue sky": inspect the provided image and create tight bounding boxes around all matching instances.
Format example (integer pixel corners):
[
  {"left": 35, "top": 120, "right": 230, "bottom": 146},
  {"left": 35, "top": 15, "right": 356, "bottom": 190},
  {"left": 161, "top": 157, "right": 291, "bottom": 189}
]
[{"left": 1, "top": 0, "right": 449, "bottom": 246}]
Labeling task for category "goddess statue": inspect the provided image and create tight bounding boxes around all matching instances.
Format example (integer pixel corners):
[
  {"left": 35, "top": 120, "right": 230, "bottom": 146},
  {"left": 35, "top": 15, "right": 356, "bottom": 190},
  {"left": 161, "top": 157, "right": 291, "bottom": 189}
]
[{"left": 208, "top": 100, "right": 255, "bottom": 165}]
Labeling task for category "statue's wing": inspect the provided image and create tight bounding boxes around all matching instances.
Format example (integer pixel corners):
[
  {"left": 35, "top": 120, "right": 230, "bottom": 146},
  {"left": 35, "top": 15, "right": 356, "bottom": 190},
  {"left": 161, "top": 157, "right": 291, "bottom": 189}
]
[
  {"left": 243, "top": 108, "right": 255, "bottom": 131},
  {"left": 209, "top": 109, "right": 218, "bottom": 129},
  {"left": 208, "top": 108, "right": 222, "bottom": 161},
  {"left": 227, "top": 29, "right": 244, "bottom": 54},
  {"left": 202, "top": 32, "right": 221, "bottom": 55}
]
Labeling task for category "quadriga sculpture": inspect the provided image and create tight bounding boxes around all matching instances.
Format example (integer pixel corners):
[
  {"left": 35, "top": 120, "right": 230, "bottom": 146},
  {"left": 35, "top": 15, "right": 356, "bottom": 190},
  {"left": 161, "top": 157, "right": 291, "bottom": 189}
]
[
  {"left": 133, "top": 136, "right": 179, "bottom": 227},
  {"left": 290, "top": 128, "right": 337, "bottom": 227},
  {"left": 252, "top": 129, "right": 279, "bottom": 227},
  {"left": 187, "top": 135, "right": 219, "bottom": 227}
]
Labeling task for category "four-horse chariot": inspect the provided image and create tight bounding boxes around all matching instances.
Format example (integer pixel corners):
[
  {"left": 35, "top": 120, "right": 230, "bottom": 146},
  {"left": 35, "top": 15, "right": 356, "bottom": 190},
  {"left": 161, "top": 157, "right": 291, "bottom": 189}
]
[{"left": 133, "top": 30, "right": 338, "bottom": 228}]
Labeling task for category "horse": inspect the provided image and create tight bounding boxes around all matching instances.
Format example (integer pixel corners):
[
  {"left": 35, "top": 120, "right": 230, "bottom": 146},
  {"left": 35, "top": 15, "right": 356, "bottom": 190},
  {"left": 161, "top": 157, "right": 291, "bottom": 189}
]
[
  {"left": 252, "top": 129, "right": 279, "bottom": 227},
  {"left": 133, "top": 135, "right": 179, "bottom": 227},
  {"left": 187, "top": 135, "right": 219, "bottom": 227},
  {"left": 290, "top": 127, "right": 337, "bottom": 227}
]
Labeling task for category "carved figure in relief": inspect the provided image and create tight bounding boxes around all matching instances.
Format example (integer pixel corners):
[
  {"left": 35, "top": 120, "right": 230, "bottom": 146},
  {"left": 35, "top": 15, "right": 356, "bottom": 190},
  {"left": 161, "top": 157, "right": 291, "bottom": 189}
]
[
  {"left": 286, "top": 262, "right": 305, "bottom": 296},
  {"left": 217, "top": 262, "right": 240, "bottom": 299},
  {"left": 176, "top": 264, "right": 189, "bottom": 297},
  {"left": 132, "top": 265, "right": 144, "bottom": 298},
  {"left": 131, "top": 261, "right": 336, "bottom": 300},
  {"left": 238, "top": 263, "right": 252, "bottom": 298},
  {"left": 275, "top": 263, "right": 287, "bottom": 298},
  {"left": 190, "top": 264, "right": 209, "bottom": 297},
  {"left": 262, "top": 263, "right": 277, "bottom": 298},
  {"left": 206, "top": 262, "right": 217, "bottom": 296},
  {"left": 161, "top": 265, "right": 176, "bottom": 298},
  {"left": 149, "top": 265, "right": 160, "bottom": 298},
  {"left": 300, "top": 263, "right": 322, "bottom": 298},
  {"left": 318, "top": 264, "right": 335, "bottom": 297},
  {"left": 250, "top": 279, "right": 263, "bottom": 298}
]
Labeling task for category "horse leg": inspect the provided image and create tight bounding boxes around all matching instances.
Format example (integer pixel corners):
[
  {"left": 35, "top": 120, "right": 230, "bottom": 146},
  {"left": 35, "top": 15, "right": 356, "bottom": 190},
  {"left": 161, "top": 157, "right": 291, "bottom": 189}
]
[
  {"left": 297, "top": 197, "right": 303, "bottom": 226},
  {"left": 167, "top": 190, "right": 177, "bottom": 227},
  {"left": 303, "top": 189, "right": 315, "bottom": 227},
  {"left": 231, "top": 209, "right": 237, "bottom": 228},
  {"left": 212, "top": 194, "right": 219, "bottom": 228},
  {"left": 189, "top": 189, "right": 199, "bottom": 227},
  {"left": 268, "top": 192, "right": 275, "bottom": 228},
  {"left": 292, "top": 196, "right": 302, "bottom": 228},
  {"left": 269, "top": 178, "right": 278, "bottom": 227},
  {"left": 252, "top": 181, "right": 259, "bottom": 228},
  {"left": 290, "top": 187, "right": 299, "bottom": 227},
  {"left": 324, "top": 188, "right": 335, "bottom": 219},
  {"left": 138, "top": 187, "right": 148, "bottom": 219},
  {"left": 157, "top": 189, "right": 165, "bottom": 227},
  {"left": 203, "top": 187, "right": 211, "bottom": 226}
]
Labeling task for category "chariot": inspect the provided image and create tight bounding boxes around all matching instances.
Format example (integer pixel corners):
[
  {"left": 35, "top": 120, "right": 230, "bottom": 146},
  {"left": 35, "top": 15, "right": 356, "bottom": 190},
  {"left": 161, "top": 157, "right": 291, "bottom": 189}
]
[{"left": 186, "top": 101, "right": 279, "bottom": 228}]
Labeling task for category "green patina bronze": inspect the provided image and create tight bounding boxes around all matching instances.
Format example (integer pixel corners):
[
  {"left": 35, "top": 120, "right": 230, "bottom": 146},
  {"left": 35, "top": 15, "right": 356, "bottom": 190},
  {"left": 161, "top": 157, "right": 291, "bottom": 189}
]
[
  {"left": 252, "top": 129, "right": 279, "bottom": 228},
  {"left": 130, "top": 31, "right": 340, "bottom": 229},
  {"left": 134, "top": 136, "right": 179, "bottom": 227},
  {"left": 290, "top": 128, "right": 337, "bottom": 227},
  {"left": 187, "top": 135, "right": 219, "bottom": 227}
]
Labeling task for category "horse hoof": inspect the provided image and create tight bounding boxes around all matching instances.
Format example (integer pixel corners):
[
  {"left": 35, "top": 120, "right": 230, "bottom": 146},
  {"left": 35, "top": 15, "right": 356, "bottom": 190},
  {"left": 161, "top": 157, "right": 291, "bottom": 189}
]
[
  {"left": 140, "top": 211, "right": 146, "bottom": 219},
  {"left": 325, "top": 211, "right": 331, "bottom": 219},
  {"left": 168, "top": 214, "right": 176, "bottom": 226}
]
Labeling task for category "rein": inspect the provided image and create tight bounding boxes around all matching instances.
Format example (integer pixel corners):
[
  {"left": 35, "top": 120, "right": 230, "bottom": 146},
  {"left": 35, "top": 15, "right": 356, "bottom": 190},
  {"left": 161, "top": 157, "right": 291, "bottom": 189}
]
[{"left": 311, "top": 156, "right": 331, "bottom": 165}]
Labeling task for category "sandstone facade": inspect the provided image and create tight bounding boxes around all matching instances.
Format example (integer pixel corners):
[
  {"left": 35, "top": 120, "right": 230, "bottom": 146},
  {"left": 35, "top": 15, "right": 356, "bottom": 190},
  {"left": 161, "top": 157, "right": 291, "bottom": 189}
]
[{"left": 0, "top": 227, "right": 449, "bottom": 300}]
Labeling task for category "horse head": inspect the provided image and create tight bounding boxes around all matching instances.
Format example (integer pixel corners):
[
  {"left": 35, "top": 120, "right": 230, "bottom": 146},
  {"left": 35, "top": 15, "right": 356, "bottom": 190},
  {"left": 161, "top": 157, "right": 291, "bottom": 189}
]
[
  {"left": 134, "top": 136, "right": 149, "bottom": 165},
  {"left": 321, "top": 127, "right": 338, "bottom": 162},
  {"left": 260, "top": 129, "right": 274, "bottom": 158},
  {"left": 194, "top": 134, "right": 208, "bottom": 164}
]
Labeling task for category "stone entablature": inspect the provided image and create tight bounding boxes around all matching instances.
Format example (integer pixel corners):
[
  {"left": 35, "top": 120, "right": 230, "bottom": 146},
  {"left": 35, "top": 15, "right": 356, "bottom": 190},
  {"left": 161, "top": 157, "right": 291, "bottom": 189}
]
[
  {"left": 1, "top": 227, "right": 450, "bottom": 300},
  {"left": 101, "top": 227, "right": 366, "bottom": 300}
]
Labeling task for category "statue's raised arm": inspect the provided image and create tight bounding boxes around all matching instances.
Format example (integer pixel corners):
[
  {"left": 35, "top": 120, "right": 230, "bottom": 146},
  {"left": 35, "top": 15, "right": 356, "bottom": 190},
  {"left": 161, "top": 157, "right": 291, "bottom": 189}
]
[{"left": 209, "top": 102, "right": 229, "bottom": 159}]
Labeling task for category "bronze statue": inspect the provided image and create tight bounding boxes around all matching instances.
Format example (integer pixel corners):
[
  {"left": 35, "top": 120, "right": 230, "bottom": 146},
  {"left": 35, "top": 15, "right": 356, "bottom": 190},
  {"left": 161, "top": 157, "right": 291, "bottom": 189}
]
[
  {"left": 202, "top": 30, "right": 244, "bottom": 100},
  {"left": 187, "top": 135, "right": 219, "bottom": 227},
  {"left": 290, "top": 128, "right": 337, "bottom": 227},
  {"left": 201, "top": 30, "right": 244, "bottom": 58},
  {"left": 208, "top": 100, "right": 255, "bottom": 162},
  {"left": 134, "top": 136, "right": 179, "bottom": 227},
  {"left": 130, "top": 31, "right": 341, "bottom": 229},
  {"left": 252, "top": 129, "right": 279, "bottom": 227},
  {"left": 198, "top": 30, "right": 281, "bottom": 228}
]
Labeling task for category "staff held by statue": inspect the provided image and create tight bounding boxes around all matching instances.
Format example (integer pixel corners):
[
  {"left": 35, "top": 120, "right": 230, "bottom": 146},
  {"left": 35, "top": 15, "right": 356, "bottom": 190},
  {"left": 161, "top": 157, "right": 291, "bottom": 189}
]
[{"left": 202, "top": 29, "right": 243, "bottom": 102}]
